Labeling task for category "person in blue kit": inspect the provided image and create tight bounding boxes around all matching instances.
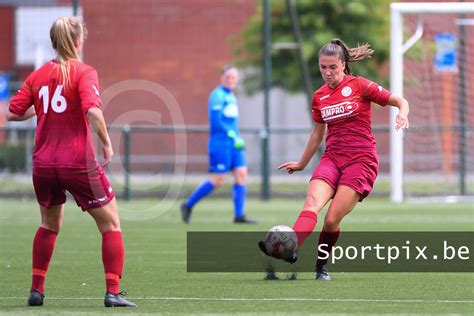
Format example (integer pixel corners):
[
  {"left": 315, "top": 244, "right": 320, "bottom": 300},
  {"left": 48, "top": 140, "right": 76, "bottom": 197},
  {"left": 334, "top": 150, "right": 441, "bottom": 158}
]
[{"left": 181, "top": 65, "right": 256, "bottom": 224}]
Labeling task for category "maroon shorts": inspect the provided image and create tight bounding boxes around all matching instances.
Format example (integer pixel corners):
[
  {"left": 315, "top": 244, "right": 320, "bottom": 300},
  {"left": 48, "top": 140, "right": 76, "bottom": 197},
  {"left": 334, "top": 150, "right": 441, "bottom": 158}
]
[
  {"left": 32, "top": 164, "right": 115, "bottom": 211},
  {"left": 311, "top": 151, "right": 378, "bottom": 201}
]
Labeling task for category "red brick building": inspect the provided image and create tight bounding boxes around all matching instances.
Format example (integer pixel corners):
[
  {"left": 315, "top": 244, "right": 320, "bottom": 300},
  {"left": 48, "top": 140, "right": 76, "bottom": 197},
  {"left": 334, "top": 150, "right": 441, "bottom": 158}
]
[{"left": 0, "top": 0, "right": 256, "bottom": 172}]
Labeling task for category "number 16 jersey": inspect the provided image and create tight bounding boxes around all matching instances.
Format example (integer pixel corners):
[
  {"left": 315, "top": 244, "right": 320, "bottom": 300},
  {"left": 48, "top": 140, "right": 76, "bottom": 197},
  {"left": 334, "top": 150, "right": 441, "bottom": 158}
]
[{"left": 9, "top": 60, "right": 102, "bottom": 168}]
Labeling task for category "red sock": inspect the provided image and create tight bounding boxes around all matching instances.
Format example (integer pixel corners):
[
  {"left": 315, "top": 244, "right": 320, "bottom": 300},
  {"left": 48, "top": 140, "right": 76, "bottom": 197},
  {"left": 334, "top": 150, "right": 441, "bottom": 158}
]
[
  {"left": 102, "top": 231, "right": 124, "bottom": 295},
  {"left": 317, "top": 229, "right": 340, "bottom": 266},
  {"left": 292, "top": 210, "right": 318, "bottom": 248},
  {"left": 31, "top": 227, "right": 58, "bottom": 294}
]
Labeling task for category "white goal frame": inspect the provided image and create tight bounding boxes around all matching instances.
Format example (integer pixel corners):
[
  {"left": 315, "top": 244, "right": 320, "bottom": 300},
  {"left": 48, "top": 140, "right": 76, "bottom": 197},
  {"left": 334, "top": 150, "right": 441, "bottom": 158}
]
[{"left": 390, "top": 2, "right": 474, "bottom": 202}]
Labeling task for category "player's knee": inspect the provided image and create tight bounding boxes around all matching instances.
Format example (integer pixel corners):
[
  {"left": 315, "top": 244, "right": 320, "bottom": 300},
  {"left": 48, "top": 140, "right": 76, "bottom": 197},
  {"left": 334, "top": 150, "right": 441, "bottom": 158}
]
[
  {"left": 323, "top": 217, "right": 340, "bottom": 232},
  {"left": 303, "top": 193, "right": 322, "bottom": 210},
  {"left": 211, "top": 175, "right": 225, "bottom": 186},
  {"left": 90, "top": 202, "right": 121, "bottom": 233},
  {"left": 97, "top": 218, "right": 121, "bottom": 234},
  {"left": 41, "top": 220, "right": 61, "bottom": 233},
  {"left": 235, "top": 173, "right": 247, "bottom": 184},
  {"left": 100, "top": 224, "right": 121, "bottom": 234}
]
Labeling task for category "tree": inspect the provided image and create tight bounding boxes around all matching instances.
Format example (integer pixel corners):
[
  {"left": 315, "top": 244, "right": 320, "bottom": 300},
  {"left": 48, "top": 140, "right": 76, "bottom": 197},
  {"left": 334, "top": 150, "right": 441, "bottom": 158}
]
[{"left": 234, "top": 0, "right": 391, "bottom": 94}]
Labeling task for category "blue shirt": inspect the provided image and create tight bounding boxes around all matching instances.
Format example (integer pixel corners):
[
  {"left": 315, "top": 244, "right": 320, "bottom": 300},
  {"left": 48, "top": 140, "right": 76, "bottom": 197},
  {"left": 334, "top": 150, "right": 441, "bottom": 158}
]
[{"left": 208, "top": 85, "right": 240, "bottom": 145}]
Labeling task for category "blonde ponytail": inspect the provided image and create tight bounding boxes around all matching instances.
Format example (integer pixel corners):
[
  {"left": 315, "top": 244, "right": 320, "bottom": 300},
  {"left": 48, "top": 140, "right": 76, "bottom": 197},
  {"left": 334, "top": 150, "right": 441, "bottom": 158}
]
[{"left": 50, "top": 16, "right": 86, "bottom": 89}]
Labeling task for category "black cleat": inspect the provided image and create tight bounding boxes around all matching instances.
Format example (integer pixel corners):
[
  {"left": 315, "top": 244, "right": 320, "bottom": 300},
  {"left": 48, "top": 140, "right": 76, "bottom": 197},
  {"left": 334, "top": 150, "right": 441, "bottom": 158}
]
[
  {"left": 286, "top": 272, "right": 298, "bottom": 280},
  {"left": 258, "top": 240, "right": 271, "bottom": 257},
  {"left": 264, "top": 261, "right": 279, "bottom": 280},
  {"left": 315, "top": 264, "right": 331, "bottom": 281},
  {"left": 258, "top": 240, "right": 298, "bottom": 264},
  {"left": 264, "top": 271, "right": 279, "bottom": 280},
  {"left": 180, "top": 203, "right": 192, "bottom": 224},
  {"left": 284, "top": 251, "right": 298, "bottom": 264},
  {"left": 233, "top": 216, "right": 257, "bottom": 224},
  {"left": 104, "top": 291, "right": 137, "bottom": 307},
  {"left": 27, "top": 289, "right": 44, "bottom": 306}
]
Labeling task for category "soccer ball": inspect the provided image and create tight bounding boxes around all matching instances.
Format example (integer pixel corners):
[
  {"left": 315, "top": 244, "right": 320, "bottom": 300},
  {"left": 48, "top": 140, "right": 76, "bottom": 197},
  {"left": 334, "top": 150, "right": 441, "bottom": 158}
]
[{"left": 263, "top": 225, "right": 298, "bottom": 260}]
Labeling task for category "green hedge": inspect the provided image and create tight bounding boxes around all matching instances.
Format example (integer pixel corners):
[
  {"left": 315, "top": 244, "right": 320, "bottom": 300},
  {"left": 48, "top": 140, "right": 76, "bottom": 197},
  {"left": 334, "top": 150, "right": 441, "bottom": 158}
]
[{"left": 0, "top": 142, "right": 27, "bottom": 172}]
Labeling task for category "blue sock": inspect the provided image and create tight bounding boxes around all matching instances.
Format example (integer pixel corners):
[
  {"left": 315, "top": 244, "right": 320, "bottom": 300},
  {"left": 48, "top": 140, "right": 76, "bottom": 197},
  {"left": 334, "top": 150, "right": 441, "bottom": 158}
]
[
  {"left": 233, "top": 183, "right": 246, "bottom": 218},
  {"left": 186, "top": 180, "right": 214, "bottom": 209}
]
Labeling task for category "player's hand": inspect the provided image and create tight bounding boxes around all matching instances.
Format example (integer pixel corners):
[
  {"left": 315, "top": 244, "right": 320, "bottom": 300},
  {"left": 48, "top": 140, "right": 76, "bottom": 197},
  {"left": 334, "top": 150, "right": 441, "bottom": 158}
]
[
  {"left": 227, "top": 130, "right": 237, "bottom": 139},
  {"left": 395, "top": 112, "right": 409, "bottom": 131},
  {"left": 233, "top": 137, "right": 245, "bottom": 150},
  {"left": 278, "top": 161, "right": 304, "bottom": 174},
  {"left": 102, "top": 143, "right": 114, "bottom": 166}
]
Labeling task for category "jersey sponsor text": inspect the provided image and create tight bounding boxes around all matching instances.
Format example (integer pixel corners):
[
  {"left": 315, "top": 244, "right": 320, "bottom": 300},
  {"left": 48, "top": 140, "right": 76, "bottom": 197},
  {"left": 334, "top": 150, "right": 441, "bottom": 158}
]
[{"left": 320, "top": 101, "right": 359, "bottom": 121}]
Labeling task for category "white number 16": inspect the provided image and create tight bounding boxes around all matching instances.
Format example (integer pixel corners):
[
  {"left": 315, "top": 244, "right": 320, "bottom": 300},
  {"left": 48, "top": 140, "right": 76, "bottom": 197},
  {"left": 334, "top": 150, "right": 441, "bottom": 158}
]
[{"left": 39, "top": 85, "right": 67, "bottom": 114}]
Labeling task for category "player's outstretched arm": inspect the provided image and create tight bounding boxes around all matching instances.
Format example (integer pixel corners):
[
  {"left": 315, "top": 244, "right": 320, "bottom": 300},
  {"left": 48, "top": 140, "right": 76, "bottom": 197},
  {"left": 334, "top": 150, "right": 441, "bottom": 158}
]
[
  {"left": 87, "top": 107, "right": 113, "bottom": 166},
  {"left": 6, "top": 106, "right": 36, "bottom": 121},
  {"left": 387, "top": 94, "right": 409, "bottom": 131},
  {"left": 278, "top": 122, "right": 326, "bottom": 174}
]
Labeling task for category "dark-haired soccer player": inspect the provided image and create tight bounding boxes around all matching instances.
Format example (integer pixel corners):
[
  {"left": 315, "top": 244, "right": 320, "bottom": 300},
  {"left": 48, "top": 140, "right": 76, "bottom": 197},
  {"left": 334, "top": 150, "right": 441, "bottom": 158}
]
[
  {"left": 180, "top": 65, "right": 255, "bottom": 224},
  {"left": 6, "top": 16, "right": 135, "bottom": 307},
  {"left": 259, "top": 38, "right": 409, "bottom": 280}
]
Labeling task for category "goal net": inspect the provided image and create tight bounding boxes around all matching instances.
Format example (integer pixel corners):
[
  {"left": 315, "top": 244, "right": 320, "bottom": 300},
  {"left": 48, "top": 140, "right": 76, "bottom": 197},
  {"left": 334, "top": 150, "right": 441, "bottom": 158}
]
[{"left": 391, "top": 3, "right": 474, "bottom": 201}]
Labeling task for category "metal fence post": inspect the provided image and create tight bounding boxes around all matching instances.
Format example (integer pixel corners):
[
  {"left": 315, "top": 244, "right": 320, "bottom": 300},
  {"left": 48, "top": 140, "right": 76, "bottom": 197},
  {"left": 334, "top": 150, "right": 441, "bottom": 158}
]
[
  {"left": 458, "top": 9, "right": 467, "bottom": 195},
  {"left": 123, "top": 125, "right": 131, "bottom": 200},
  {"left": 260, "top": 128, "right": 269, "bottom": 200},
  {"left": 262, "top": 0, "right": 271, "bottom": 200}
]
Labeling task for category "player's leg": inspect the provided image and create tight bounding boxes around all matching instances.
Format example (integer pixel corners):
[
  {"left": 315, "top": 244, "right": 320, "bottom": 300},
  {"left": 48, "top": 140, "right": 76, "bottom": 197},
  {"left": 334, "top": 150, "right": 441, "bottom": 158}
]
[
  {"left": 259, "top": 179, "right": 333, "bottom": 282},
  {"left": 232, "top": 166, "right": 247, "bottom": 221},
  {"left": 210, "top": 173, "right": 226, "bottom": 187},
  {"left": 231, "top": 147, "right": 255, "bottom": 223},
  {"left": 258, "top": 180, "right": 334, "bottom": 263},
  {"left": 259, "top": 153, "right": 338, "bottom": 263},
  {"left": 314, "top": 153, "right": 379, "bottom": 280},
  {"left": 180, "top": 145, "right": 230, "bottom": 223},
  {"left": 292, "top": 179, "right": 334, "bottom": 248},
  {"left": 61, "top": 166, "right": 135, "bottom": 307},
  {"left": 232, "top": 166, "right": 255, "bottom": 223},
  {"left": 291, "top": 153, "right": 340, "bottom": 250},
  {"left": 182, "top": 175, "right": 220, "bottom": 215},
  {"left": 88, "top": 198, "right": 122, "bottom": 296},
  {"left": 39, "top": 204, "right": 64, "bottom": 232},
  {"left": 88, "top": 198, "right": 135, "bottom": 307},
  {"left": 28, "top": 204, "right": 64, "bottom": 306},
  {"left": 88, "top": 197, "right": 121, "bottom": 233},
  {"left": 180, "top": 172, "right": 225, "bottom": 223},
  {"left": 315, "top": 185, "right": 359, "bottom": 281},
  {"left": 29, "top": 167, "right": 66, "bottom": 306},
  {"left": 88, "top": 198, "right": 125, "bottom": 294}
]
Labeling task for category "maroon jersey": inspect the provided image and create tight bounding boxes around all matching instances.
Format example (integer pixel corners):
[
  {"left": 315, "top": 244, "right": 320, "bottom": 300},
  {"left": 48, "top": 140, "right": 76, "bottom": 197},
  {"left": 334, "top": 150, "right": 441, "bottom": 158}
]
[
  {"left": 9, "top": 60, "right": 101, "bottom": 167},
  {"left": 312, "top": 75, "right": 391, "bottom": 153}
]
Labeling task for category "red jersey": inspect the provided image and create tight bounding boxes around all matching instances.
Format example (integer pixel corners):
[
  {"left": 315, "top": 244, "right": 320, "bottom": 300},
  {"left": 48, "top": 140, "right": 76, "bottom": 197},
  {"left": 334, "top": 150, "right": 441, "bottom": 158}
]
[
  {"left": 9, "top": 60, "right": 102, "bottom": 167},
  {"left": 312, "top": 75, "right": 391, "bottom": 153}
]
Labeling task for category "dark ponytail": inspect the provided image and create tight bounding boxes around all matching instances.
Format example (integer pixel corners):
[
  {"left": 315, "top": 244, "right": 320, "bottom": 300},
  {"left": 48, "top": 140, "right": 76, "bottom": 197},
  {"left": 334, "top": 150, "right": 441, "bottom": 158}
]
[{"left": 319, "top": 38, "right": 374, "bottom": 75}]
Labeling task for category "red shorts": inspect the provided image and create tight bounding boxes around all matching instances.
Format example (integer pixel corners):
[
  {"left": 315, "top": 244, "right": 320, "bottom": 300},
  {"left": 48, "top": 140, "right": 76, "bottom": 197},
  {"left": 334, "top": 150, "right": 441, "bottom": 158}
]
[
  {"left": 32, "top": 164, "right": 115, "bottom": 211},
  {"left": 311, "top": 151, "right": 378, "bottom": 201}
]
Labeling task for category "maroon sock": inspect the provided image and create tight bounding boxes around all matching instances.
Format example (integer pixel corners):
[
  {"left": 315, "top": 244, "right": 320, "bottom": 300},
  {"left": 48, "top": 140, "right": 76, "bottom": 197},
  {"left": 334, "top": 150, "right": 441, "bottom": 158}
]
[
  {"left": 102, "top": 231, "right": 124, "bottom": 294},
  {"left": 317, "top": 229, "right": 340, "bottom": 266},
  {"left": 292, "top": 210, "right": 318, "bottom": 248},
  {"left": 31, "top": 227, "right": 58, "bottom": 293}
]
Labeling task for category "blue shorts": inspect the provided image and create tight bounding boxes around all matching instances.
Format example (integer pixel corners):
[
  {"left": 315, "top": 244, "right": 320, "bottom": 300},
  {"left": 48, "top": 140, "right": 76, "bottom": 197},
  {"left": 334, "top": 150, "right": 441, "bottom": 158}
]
[{"left": 208, "top": 144, "right": 247, "bottom": 173}]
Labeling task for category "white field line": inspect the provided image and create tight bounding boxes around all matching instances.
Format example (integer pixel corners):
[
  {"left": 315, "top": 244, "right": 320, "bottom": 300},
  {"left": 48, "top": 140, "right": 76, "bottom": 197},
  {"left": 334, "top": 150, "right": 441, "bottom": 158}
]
[{"left": 0, "top": 296, "right": 473, "bottom": 304}]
